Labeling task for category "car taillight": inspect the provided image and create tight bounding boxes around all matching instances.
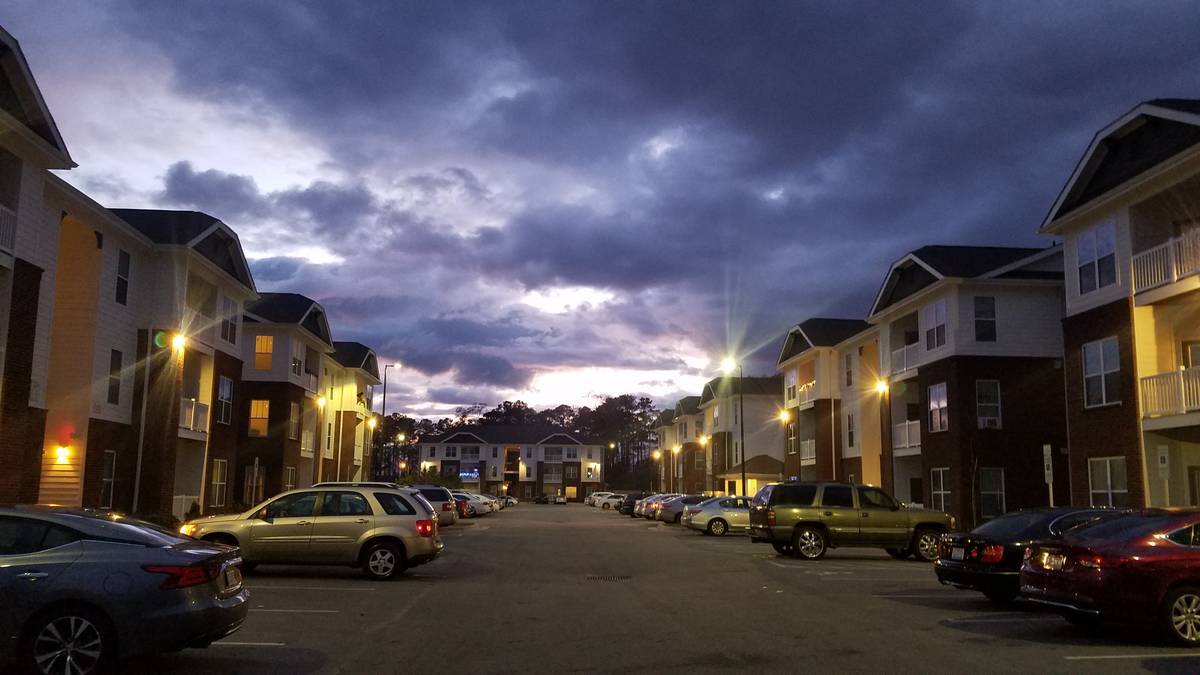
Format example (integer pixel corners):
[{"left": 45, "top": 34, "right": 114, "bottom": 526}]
[
  {"left": 767, "top": 509, "right": 776, "bottom": 526},
  {"left": 980, "top": 544, "right": 1004, "bottom": 564},
  {"left": 415, "top": 519, "right": 435, "bottom": 537},
  {"left": 442, "top": 502, "right": 453, "bottom": 511},
  {"left": 1076, "top": 554, "right": 1105, "bottom": 569},
  {"left": 143, "top": 562, "right": 220, "bottom": 590}
]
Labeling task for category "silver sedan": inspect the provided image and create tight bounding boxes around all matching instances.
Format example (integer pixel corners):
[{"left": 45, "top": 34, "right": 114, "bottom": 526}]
[{"left": 682, "top": 496, "right": 753, "bottom": 536}]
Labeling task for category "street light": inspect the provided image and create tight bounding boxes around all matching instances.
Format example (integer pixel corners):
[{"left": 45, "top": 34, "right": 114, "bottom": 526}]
[
  {"left": 651, "top": 450, "right": 663, "bottom": 491},
  {"left": 721, "top": 356, "right": 748, "bottom": 497},
  {"left": 875, "top": 379, "right": 889, "bottom": 394},
  {"left": 381, "top": 362, "right": 400, "bottom": 417},
  {"left": 778, "top": 410, "right": 791, "bottom": 423},
  {"left": 671, "top": 444, "right": 681, "bottom": 492}
]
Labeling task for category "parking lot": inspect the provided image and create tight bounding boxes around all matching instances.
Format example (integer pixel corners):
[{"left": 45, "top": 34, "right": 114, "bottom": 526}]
[{"left": 123, "top": 504, "right": 1200, "bottom": 674}]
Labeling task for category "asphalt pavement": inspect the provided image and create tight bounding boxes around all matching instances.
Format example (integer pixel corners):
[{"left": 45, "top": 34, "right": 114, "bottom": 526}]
[{"left": 125, "top": 503, "right": 1200, "bottom": 674}]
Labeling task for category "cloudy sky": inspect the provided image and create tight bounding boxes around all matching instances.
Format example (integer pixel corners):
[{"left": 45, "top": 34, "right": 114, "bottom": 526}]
[{"left": 5, "top": 2, "right": 1199, "bottom": 415}]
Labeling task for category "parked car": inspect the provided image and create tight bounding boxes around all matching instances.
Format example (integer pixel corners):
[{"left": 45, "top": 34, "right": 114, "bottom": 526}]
[
  {"left": 409, "top": 484, "right": 459, "bottom": 526},
  {"left": 683, "top": 496, "right": 752, "bottom": 535},
  {"left": 534, "top": 494, "right": 552, "bottom": 504},
  {"left": 645, "top": 494, "right": 681, "bottom": 519},
  {"left": 452, "top": 494, "right": 473, "bottom": 518},
  {"left": 451, "top": 492, "right": 493, "bottom": 517},
  {"left": 0, "top": 506, "right": 250, "bottom": 673},
  {"left": 181, "top": 485, "right": 443, "bottom": 580},
  {"left": 658, "top": 495, "right": 708, "bottom": 524},
  {"left": 619, "top": 492, "right": 648, "bottom": 516},
  {"left": 749, "top": 481, "right": 955, "bottom": 561},
  {"left": 599, "top": 494, "right": 625, "bottom": 510},
  {"left": 502, "top": 496, "right": 519, "bottom": 507},
  {"left": 635, "top": 494, "right": 672, "bottom": 518},
  {"left": 1021, "top": 509, "right": 1200, "bottom": 645},
  {"left": 554, "top": 495, "right": 568, "bottom": 504},
  {"left": 587, "top": 491, "right": 614, "bottom": 507},
  {"left": 934, "top": 507, "right": 1122, "bottom": 603}
]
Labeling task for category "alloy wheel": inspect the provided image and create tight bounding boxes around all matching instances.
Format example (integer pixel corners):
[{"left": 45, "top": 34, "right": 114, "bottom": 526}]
[
  {"left": 917, "top": 532, "right": 940, "bottom": 561},
  {"left": 710, "top": 520, "right": 727, "bottom": 536},
  {"left": 1172, "top": 593, "right": 1200, "bottom": 642},
  {"left": 797, "top": 530, "right": 824, "bottom": 558},
  {"left": 368, "top": 548, "right": 396, "bottom": 577},
  {"left": 33, "top": 615, "right": 103, "bottom": 675}
]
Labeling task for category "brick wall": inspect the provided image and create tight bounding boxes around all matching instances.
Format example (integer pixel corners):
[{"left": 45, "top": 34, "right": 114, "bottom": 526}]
[
  {"left": 238, "top": 380, "right": 307, "bottom": 503},
  {"left": 82, "top": 418, "right": 135, "bottom": 510},
  {"left": 0, "top": 258, "right": 46, "bottom": 504}
]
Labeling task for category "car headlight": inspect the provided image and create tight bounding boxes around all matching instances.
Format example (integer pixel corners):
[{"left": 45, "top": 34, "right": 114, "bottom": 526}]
[
  {"left": 179, "top": 523, "right": 197, "bottom": 537},
  {"left": 948, "top": 516, "right": 957, "bottom": 529}
]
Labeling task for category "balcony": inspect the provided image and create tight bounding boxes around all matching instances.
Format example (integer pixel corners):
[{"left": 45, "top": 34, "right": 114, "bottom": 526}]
[
  {"left": 304, "top": 372, "right": 319, "bottom": 392},
  {"left": 1132, "top": 231, "right": 1200, "bottom": 295},
  {"left": 543, "top": 471, "right": 563, "bottom": 483},
  {"left": 893, "top": 420, "right": 921, "bottom": 452},
  {"left": 179, "top": 398, "right": 209, "bottom": 433},
  {"left": 799, "top": 439, "right": 816, "bottom": 463},
  {"left": 1141, "top": 368, "right": 1200, "bottom": 418},
  {"left": 891, "top": 343, "right": 920, "bottom": 376},
  {"left": 543, "top": 452, "right": 563, "bottom": 463},
  {"left": 0, "top": 203, "right": 15, "bottom": 255},
  {"left": 796, "top": 382, "right": 817, "bottom": 406}
]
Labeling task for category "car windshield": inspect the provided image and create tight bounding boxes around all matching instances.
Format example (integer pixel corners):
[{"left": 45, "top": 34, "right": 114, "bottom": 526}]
[{"left": 1068, "top": 514, "right": 1182, "bottom": 542}]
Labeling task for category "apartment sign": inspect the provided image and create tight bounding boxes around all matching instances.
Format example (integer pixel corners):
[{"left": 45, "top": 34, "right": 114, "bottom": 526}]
[
  {"left": 1042, "top": 445, "right": 1053, "bottom": 485},
  {"left": 459, "top": 468, "right": 480, "bottom": 482}
]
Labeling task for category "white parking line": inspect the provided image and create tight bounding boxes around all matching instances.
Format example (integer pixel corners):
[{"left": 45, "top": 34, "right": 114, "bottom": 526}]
[
  {"left": 873, "top": 594, "right": 975, "bottom": 599},
  {"left": 247, "top": 585, "right": 377, "bottom": 592},
  {"left": 214, "top": 641, "right": 287, "bottom": 647},
  {"left": 250, "top": 609, "right": 340, "bottom": 614},
  {"left": 1064, "top": 654, "right": 1200, "bottom": 661},
  {"left": 945, "top": 616, "right": 1061, "bottom": 624}
]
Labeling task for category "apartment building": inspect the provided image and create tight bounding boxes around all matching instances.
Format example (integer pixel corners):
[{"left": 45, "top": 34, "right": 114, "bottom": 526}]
[
  {"left": 834, "top": 325, "right": 885, "bottom": 487},
  {"left": 776, "top": 319, "right": 871, "bottom": 483},
  {"left": 0, "top": 27, "right": 76, "bottom": 505},
  {"left": 1039, "top": 98, "right": 1200, "bottom": 508},
  {"left": 321, "top": 341, "right": 381, "bottom": 482},
  {"left": 870, "top": 245, "right": 1070, "bottom": 527},
  {"left": 653, "top": 409, "right": 677, "bottom": 491},
  {"left": 672, "top": 396, "right": 706, "bottom": 493},
  {"left": 699, "top": 375, "right": 785, "bottom": 497},
  {"left": 238, "top": 293, "right": 335, "bottom": 504},
  {"left": 419, "top": 425, "right": 604, "bottom": 501}
]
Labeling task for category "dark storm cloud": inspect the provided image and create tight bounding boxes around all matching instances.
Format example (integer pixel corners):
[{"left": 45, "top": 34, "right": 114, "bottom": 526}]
[
  {"left": 161, "top": 161, "right": 268, "bottom": 218},
  {"left": 249, "top": 256, "right": 306, "bottom": 283}
]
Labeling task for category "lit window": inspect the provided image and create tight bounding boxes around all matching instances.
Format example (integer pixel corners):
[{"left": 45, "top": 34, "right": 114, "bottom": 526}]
[
  {"left": 254, "top": 335, "right": 273, "bottom": 370},
  {"left": 928, "top": 382, "right": 948, "bottom": 432},
  {"left": 249, "top": 400, "right": 269, "bottom": 437}
]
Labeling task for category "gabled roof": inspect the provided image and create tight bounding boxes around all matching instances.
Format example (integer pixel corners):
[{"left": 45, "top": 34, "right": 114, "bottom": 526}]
[
  {"left": 777, "top": 318, "right": 871, "bottom": 365},
  {"left": 332, "top": 341, "right": 381, "bottom": 383},
  {"left": 245, "top": 292, "right": 333, "bottom": 347},
  {"left": 654, "top": 410, "right": 676, "bottom": 428},
  {"left": 0, "top": 26, "right": 72, "bottom": 167},
  {"left": 674, "top": 396, "right": 702, "bottom": 416},
  {"left": 423, "top": 424, "right": 603, "bottom": 446},
  {"left": 1041, "top": 99, "right": 1200, "bottom": 232},
  {"left": 699, "top": 376, "right": 783, "bottom": 405},
  {"left": 869, "top": 245, "right": 1046, "bottom": 317},
  {"left": 109, "top": 209, "right": 256, "bottom": 291}
]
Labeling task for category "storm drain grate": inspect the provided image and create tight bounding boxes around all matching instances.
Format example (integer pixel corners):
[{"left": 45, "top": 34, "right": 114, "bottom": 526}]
[{"left": 586, "top": 575, "right": 632, "bottom": 582}]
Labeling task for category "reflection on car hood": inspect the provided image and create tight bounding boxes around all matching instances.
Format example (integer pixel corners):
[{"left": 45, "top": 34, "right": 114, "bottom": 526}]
[{"left": 187, "top": 512, "right": 245, "bottom": 525}]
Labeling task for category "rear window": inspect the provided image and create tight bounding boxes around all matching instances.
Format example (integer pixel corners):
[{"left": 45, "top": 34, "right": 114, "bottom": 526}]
[
  {"left": 971, "top": 511, "right": 1055, "bottom": 539},
  {"left": 1069, "top": 514, "right": 1181, "bottom": 542},
  {"left": 419, "top": 488, "right": 451, "bottom": 502},
  {"left": 751, "top": 485, "right": 773, "bottom": 506},
  {"left": 410, "top": 494, "right": 436, "bottom": 515},
  {"left": 374, "top": 493, "right": 417, "bottom": 516},
  {"left": 771, "top": 484, "right": 817, "bottom": 507}
]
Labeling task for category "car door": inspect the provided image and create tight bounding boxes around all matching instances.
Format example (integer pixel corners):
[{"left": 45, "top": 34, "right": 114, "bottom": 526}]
[
  {"left": 248, "top": 491, "right": 319, "bottom": 562},
  {"left": 727, "top": 498, "right": 752, "bottom": 530},
  {"left": 857, "top": 486, "right": 909, "bottom": 546},
  {"left": 310, "top": 492, "right": 375, "bottom": 563},
  {"left": 0, "top": 517, "right": 84, "bottom": 650},
  {"left": 817, "top": 485, "right": 860, "bottom": 544}
]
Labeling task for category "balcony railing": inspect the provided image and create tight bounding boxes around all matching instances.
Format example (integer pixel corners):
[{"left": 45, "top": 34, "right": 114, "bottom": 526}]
[
  {"left": 892, "top": 420, "right": 921, "bottom": 449},
  {"left": 799, "top": 439, "right": 816, "bottom": 462},
  {"left": 1132, "top": 231, "right": 1200, "bottom": 294},
  {"left": 797, "top": 382, "right": 817, "bottom": 405},
  {"left": 304, "top": 372, "right": 319, "bottom": 391},
  {"left": 0, "top": 204, "right": 15, "bottom": 253},
  {"left": 891, "top": 343, "right": 920, "bottom": 375},
  {"left": 1141, "top": 367, "right": 1200, "bottom": 417},
  {"left": 179, "top": 398, "right": 209, "bottom": 432},
  {"left": 543, "top": 453, "right": 563, "bottom": 463},
  {"left": 543, "top": 471, "right": 563, "bottom": 483}
]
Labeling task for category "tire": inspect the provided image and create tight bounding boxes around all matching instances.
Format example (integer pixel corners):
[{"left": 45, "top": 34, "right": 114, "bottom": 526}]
[
  {"left": 362, "top": 541, "right": 406, "bottom": 581},
  {"left": 1163, "top": 586, "right": 1200, "bottom": 646},
  {"left": 983, "top": 588, "right": 1019, "bottom": 605},
  {"left": 602, "top": 503, "right": 610, "bottom": 510},
  {"left": 885, "top": 547, "right": 911, "bottom": 560},
  {"left": 771, "top": 541, "right": 794, "bottom": 556},
  {"left": 673, "top": 513, "right": 682, "bottom": 524},
  {"left": 792, "top": 526, "right": 827, "bottom": 560},
  {"left": 22, "top": 605, "right": 115, "bottom": 675},
  {"left": 707, "top": 519, "right": 729, "bottom": 537},
  {"left": 911, "top": 527, "right": 942, "bottom": 563}
]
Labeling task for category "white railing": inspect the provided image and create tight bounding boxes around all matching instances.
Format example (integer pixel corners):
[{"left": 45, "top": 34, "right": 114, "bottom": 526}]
[
  {"left": 890, "top": 343, "right": 920, "bottom": 375},
  {"left": 893, "top": 420, "right": 921, "bottom": 449},
  {"left": 1132, "top": 231, "right": 1200, "bottom": 294},
  {"left": 0, "top": 204, "right": 15, "bottom": 253},
  {"left": 179, "top": 398, "right": 209, "bottom": 432},
  {"left": 543, "top": 471, "right": 563, "bottom": 483},
  {"left": 1141, "top": 367, "right": 1200, "bottom": 417},
  {"left": 172, "top": 494, "right": 199, "bottom": 520},
  {"left": 799, "top": 439, "right": 816, "bottom": 462},
  {"left": 797, "top": 381, "right": 817, "bottom": 405},
  {"left": 304, "top": 372, "right": 319, "bottom": 391}
]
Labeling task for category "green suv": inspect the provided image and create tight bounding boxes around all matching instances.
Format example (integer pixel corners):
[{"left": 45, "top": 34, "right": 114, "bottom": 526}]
[{"left": 748, "top": 482, "right": 956, "bottom": 561}]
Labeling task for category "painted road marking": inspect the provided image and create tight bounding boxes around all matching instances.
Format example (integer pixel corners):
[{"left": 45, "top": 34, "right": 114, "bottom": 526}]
[
  {"left": 945, "top": 616, "right": 1060, "bottom": 624},
  {"left": 1064, "top": 654, "right": 1200, "bottom": 661},
  {"left": 250, "top": 609, "right": 340, "bottom": 614},
  {"left": 247, "top": 585, "right": 377, "bottom": 592},
  {"left": 214, "top": 641, "right": 287, "bottom": 647}
]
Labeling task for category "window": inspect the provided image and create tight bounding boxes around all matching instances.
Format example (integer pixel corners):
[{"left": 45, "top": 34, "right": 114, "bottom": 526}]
[
  {"left": 288, "top": 402, "right": 300, "bottom": 440},
  {"left": 0, "top": 517, "right": 80, "bottom": 555},
  {"left": 785, "top": 370, "right": 797, "bottom": 400},
  {"left": 587, "top": 448, "right": 593, "bottom": 459},
  {"left": 248, "top": 400, "right": 269, "bottom": 437},
  {"left": 821, "top": 485, "right": 855, "bottom": 508},
  {"left": 976, "top": 380, "right": 1001, "bottom": 429},
  {"left": 844, "top": 353, "right": 853, "bottom": 387},
  {"left": 858, "top": 487, "right": 897, "bottom": 510},
  {"left": 565, "top": 465, "right": 579, "bottom": 479},
  {"left": 492, "top": 447, "right": 498, "bottom": 458},
  {"left": 930, "top": 467, "right": 950, "bottom": 511},
  {"left": 220, "top": 297, "right": 238, "bottom": 344},
  {"left": 1083, "top": 337, "right": 1121, "bottom": 407},
  {"left": 99, "top": 451, "right": 117, "bottom": 509},
  {"left": 291, "top": 339, "right": 304, "bottom": 376},
  {"left": 928, "top": 382, "right": 948, "bottom": 432},
  {"left": 441, "top": 464, "right": 457, "bottom": 478},
  {"left": 216, "top": 376, "right": 233, "bottom": 425},
  {"left": 523, "top": 484, "right": 533, "bottom": 498},
  {"left": 786, "top": 422, "right": 796, "bottom": 454},
  {"left": 694, "top": 453, "right": 704, "bottom": 469},
  {"left": 284, "top": 466, "right": 296, "bottom": 492},
  {"left": 525, "top": 465, "right": 532, "bottom": 478},
  {"left": 107, "top": 350, "right": 122, "bottom": 405},
  {"left": 461, "top": 446, "right": 480, "bottom": 461},
  {"left": 445, "top": 446, "right": 458, "bottom": 458},
  {"left": 326, "top": 422, "right": 333, "bottom": 450},
  {"left": 566, "top": 447, "right": 577, "bottom": 459},
  {"left": 263, "top": 492, "right": 318, "bottom": 519},
  {"left": 525, "top": 447, "right": 532, "bottom": 458},
  {"left": 491, "top": 465, "right": 498, "bottom": 478},
  {"left": 374, "top": 492, "right": 416, "bottom": 516},
  {"left": 210, "top": 459, "right": 227, "bottom": 507},
  {"left": 973, "top": 296, "right": 997, "bottom": 342},
  {"left": 924, "top": 300, "right": 947, "bottom": 350},
  {"left": 242, "top": 464, "right": 265, "bottom": 504},
  {"left": 322, "top": 492, "right": 372, "bottom": 516},
  {"left": 115, "top": 249, "right": 130, "bottom": 305},
  {"left": 254, "top": 335, "right": 273, "bottom": 370},
  {"left": 1089, "top": 457, "right": 1128, "bottom": 507},
  {"left": 979, "top": 468, "right": 1005, "bottom": 519},
  {"left": 846, "top": 412, "right": 856, "bottom": 448},
  {"left": 1077, "top": 222, "right": 1117, "bottom": 294}
]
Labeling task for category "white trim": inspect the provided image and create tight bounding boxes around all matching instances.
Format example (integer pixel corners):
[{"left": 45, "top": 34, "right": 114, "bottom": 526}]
[
  {"left": 869, "top": 253, "right": 945, "bottom": 318},
  {"left": 979, "top": 244, "right": 1063, "bottom": 279}
]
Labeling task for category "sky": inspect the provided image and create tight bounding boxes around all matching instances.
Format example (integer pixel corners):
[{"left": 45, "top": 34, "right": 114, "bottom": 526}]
[{"left": 4, "top": 2, "right": 1200, "bottom": 417}]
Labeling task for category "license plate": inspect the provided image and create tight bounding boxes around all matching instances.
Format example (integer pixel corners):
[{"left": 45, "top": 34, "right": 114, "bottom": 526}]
[
  {"left": 950, "top": 547, "right": 965, "bottom": 561},
  {"left": 1040, "top": 552, "right": 1066, "bottom": 571},
  {"left": 223, "top": 565, "right": 243, "bottom": 590}
]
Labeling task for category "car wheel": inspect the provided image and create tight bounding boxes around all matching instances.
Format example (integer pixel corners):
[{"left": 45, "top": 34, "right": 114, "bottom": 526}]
[
  {"left": 673, "top": 513, "right": 682, "bottom": 524},
  {"left": 1164, "top": 586, "right": 1200, "bottom": 646},
  {"left": 22, "top": 605, "right": 114, "bottom": 675},
  {"left": 792, "top": 526, "right": 827, "bottom": 560},
  {"left": 885, "top": 547, "right": 911, "bottom": 560},
  {"left": 362, "top": 542, "right": 406, "bottom": 581},
  {"left": 983, "top": 588, "right": 1019, "bottom": 605},
  {"left": 911, "top": 527, "right": 942, "bottom": 562},
  {"left": 771, "top": 541, "right": 794, "bottom": 556},
  {"left": 707, "top": 519, "right": 729, "bottom": 536},
  {"left": 602, "top": 503, "right": 610, "bottom": 510}
]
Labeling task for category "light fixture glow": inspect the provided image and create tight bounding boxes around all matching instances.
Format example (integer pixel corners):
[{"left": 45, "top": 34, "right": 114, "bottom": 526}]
[
  {"left": 875, "top": 380, "right": 889, "bottom": 394},
  {"left": 171, "top": 334, "right": 187, "bottom": 352},
  {"left": 672, "top": 445, "right": 681, "bottom": 454},
  {"left": 698, "top": 434, "right": 709, "bottom": 446},
  {"left": 317, "top": 396, "right": 327, "bottom": 409},
  {"left": 367, "top": 417, "right": 377, "bottom": 430},
  {"left": 54, "top": 445, "right": 70, "bottom": 464},
  {"left": 720, "top": 356, "right": 737, "bottom": 374},
  {"left": 609, "top": 442, "right": 616, "bottom": 449},
  {"left": 652, "top": 450, "right": 662, "bottom": 460},
  {"left": 397, "top": 433, "right": 406, "bottom": 442},
  {"left": 778, "top": 410, "right": 791, "bottom": 423}
]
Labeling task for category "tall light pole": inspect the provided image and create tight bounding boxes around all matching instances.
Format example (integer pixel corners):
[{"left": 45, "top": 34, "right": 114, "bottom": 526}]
[
  {"left": 671, "top": 444, "right": 682, "bottom": 493},
  {"left": 651, "top": 450, "right": 662, "bottom": 491},
  {"left": 721, "top": 357, "right": 747, "bottom": 496},
  {"left": 381, "top": 363, "right": 399, "bottom": 418}
]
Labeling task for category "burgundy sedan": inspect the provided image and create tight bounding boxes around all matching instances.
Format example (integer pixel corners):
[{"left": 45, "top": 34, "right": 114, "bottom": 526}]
[{"left": 1020, "top": 509, "right": 1200, "bottom": 646}]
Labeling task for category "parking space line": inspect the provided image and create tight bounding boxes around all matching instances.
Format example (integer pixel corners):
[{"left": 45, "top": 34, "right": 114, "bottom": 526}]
[
  {"left": 214, "top": 641, "right": 288, "bottom": 647},
  {"left": 1064, "top": 654, "right": 1200, "bottom": 661},
  {"left": 250, "top": 609, "right": 340, "bottom": 614},
  {"left": 945, "top": 616, "right": 1060, "bottom": 624},
  {"left": 247, "top": 585, "right": 376, "bottom": 592},
  {"left": 873, "top": 594, "right": 975, "bottom": 599}
]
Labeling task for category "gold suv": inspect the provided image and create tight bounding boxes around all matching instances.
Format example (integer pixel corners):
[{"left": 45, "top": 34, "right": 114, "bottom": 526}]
[{"left": 180, "top": 485, "right": 444, "bottom": 580}]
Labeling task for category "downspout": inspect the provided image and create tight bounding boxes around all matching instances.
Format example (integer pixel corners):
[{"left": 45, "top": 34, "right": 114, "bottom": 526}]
[{"left": 132, "top": 332, "right": 152, "bottom": 513}]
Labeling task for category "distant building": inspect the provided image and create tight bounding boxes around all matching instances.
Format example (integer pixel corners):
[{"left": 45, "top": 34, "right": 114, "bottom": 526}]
[{"left": 699, "top": 375, "right": 785, "bottom": 497}]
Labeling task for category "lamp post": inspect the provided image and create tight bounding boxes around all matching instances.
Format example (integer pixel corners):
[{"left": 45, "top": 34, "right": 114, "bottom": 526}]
[
  {"left": 876, "top": 379, "right": 892, "bottom": 495},
  {"left": 381, "top": 363, "right": 399, "bottom": 418},
  {"left": 651, "top": 450, "right": 662, "bottom": 491},
  {"left": 698, "top": 434, "right": 709, "bottom": 495},
  {"left": 721, "top": 357, "right": 747, "bottom": 496},
  {"left": 671, "top": 444, "right": 681, "bottom": 493}
]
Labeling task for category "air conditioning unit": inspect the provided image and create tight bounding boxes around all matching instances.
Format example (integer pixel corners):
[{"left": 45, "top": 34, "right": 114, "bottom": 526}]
[{"left": 978, "top": 417, "right": 1000, "bottom": 429}]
